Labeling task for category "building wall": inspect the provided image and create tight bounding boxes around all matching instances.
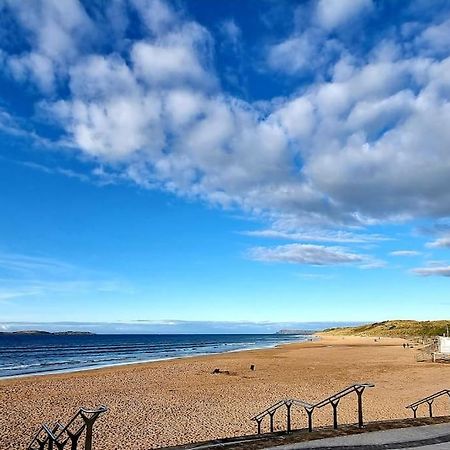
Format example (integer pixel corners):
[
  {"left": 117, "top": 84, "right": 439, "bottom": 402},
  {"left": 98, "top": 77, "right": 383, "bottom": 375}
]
[{"left": 438, "top": 337, "right": 450, "bottom": 354}]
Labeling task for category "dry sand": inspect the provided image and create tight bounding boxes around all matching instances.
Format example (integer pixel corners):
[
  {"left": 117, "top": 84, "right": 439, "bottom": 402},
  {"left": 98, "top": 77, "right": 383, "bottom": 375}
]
[{"left": 1, "top": 335, "right": 449, "bottom": 450}]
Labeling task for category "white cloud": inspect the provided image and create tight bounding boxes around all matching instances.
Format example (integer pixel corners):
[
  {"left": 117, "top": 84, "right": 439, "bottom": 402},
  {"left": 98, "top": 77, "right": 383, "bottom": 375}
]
[
  {"left": 219, "top": 19, "right": 241, "bottom": 47},
  {"left": 427, "top": 236, "right": 450, "bottom": 248},
  {"left": 273, "top": 97, "right": 315, "bottom": 140},
  {"left": 165, "top": 89, "right": 204, "bottom": 127},
  {"left": 2, "top": 0, "right": 450, "bottom": 238},
  {"left": 0, "top": 252, "right": 73, "bottom": 275},
  {"left": 4, "top": 0, "right": 94, "bottom": 91},
  {"left": 131, "top": 31, "right": 210, "bottom": 86},
  {"left": 243, "top": 229, "right": 389, "bottom": 243},
  {"left": 315, "top": 0, "right": 374, "bottom": 30},
  {"left": 0, "top": 251, "right": 128, "bottom": 301},
  {"left": 130, "top": 0, "right": 177, "bottom": 35},
  {"left": 247, "top": 243, "right": 366, "bottom": 265},
  {"left": 50, "top": 94, "right": 165, "bottom": 161},
  {"left": 268, "top": 31, "right": 319, "bottom": 75},
  {"left": 68, "top": 55, "right": 139, "bottom": 99},
  {"left": 412, "top": 266, "right": 450, "bottom": 277},
  {"left": 390, "top": 250, "right": 420, "bottom": 257},
  {"left": 416, "top": 18, "right": 450, "bottom": 57},
  {"left": 9, "top": 52, "right": 56, "bottom": 92},
  {"left": 21, "top": 161, "right": 90, "bottom": 182}
]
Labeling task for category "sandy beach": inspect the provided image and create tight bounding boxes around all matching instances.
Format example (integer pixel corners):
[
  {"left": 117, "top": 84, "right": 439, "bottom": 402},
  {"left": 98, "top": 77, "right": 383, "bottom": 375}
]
[{"left": 1, "top": 335, "right": 449, "bottom": 450}]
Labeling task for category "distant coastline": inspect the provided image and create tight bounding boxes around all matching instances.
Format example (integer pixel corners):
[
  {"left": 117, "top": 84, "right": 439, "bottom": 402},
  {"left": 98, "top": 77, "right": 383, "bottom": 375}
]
[
  {"left": 275, "top": 329, "right": 316, "bottom": 335},
  {"left": 0, "top": 330, "right": 96, "bottom": 336}
]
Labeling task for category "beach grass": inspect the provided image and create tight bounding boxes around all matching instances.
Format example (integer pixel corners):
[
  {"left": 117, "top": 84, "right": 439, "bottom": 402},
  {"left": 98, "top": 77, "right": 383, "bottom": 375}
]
[{"left": 322, "top": 320, "right": 450, "bottom": 338}]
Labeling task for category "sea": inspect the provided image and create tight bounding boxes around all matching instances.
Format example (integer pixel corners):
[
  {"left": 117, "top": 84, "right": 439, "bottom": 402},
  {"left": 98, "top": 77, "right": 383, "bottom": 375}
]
[{"left": 0, "top": 333, "right": 313, "bottom": 378}]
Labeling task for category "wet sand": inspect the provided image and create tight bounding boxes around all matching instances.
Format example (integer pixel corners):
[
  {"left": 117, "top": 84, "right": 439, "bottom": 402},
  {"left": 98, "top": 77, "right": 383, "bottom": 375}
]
[{"left": 1, "top": 335, "right": 448, "bottom": 450}]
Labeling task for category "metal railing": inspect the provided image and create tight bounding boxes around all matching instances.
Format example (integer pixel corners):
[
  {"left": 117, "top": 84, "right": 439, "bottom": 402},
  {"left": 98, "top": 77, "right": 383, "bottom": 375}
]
[
  {"left": 28, "top": 406, "right": 108, "bottom": 450},
  {"left": 251, "top": 383, "right": 374, "bottom": 435},
  {"left": 406, "top": 389, "right": 450, "bottom": 418},
  {"left": 251, "top": 399, "right": 315, "bottom": 434},
  {"left": 315, "top": 383, "right": 374, "bottom": 430}
]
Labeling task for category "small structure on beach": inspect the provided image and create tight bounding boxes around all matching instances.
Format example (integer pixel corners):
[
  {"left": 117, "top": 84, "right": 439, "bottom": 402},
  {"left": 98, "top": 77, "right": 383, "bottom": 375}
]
[
  {"left": 430, "top": 336, "right": 450, "bottom": 362},
  {"left": 438, "top": 337, "right": 450, "bottom": 354}
]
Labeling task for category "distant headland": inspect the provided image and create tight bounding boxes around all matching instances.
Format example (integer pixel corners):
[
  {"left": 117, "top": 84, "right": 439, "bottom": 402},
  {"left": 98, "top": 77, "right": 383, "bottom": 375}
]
[
  {"left": 0, "top": 330, "right": 96, "bottom": 336},
  {"left": 276, "top": 329, "right": 316, "bottom": 335}
]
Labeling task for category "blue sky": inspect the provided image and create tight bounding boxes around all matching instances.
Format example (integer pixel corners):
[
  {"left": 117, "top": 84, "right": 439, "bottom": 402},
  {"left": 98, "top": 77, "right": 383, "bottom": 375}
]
[{"left": 1, "top": 0, "right": 450, "bottom": 332}]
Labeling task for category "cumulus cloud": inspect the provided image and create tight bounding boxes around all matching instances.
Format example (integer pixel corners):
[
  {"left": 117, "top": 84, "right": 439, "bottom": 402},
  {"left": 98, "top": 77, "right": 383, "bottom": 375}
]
[
  {"left": 131, "top": 23, "right": 214, "bottom": 87},
  {"left": 2, "top": 0, "right": 450, "bottom": 238},
  {"left": 247, "top": 243, "right": 366, "bottom": 265},
  {"left": 130, "top": 0, "right": 177, "bottom": 35},
  {"left": 415, "top": 18, "right": 450, "bottom": 57},
  {"left": 267, "top": 29, "right": 328, "bottom": 75},
  {"left": 4, "top": 0, "right": 95, "bottom": 92}
]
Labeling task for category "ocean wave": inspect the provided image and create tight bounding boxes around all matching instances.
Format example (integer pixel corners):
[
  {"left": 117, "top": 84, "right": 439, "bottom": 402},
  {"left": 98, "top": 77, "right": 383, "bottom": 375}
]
[{"left": 0, "top": 334, "right": 307, "bottom": 378}]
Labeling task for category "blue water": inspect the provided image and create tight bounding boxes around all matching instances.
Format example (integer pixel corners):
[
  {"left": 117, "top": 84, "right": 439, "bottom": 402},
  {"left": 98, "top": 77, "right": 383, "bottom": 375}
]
[{"left": 0, "top": 334, "right": 311, "bottom": 378}]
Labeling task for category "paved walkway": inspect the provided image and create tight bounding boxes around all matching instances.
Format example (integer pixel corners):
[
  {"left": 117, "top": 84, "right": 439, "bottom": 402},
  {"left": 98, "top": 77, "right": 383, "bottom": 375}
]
[{"left": 267, "top": 423, "right": 450, "bottom": 449}]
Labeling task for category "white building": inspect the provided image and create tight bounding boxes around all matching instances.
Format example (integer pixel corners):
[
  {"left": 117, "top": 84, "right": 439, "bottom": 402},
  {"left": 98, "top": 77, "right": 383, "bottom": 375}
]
[{"left": 438, "top": 336, "right": 450, "bottom": 354}]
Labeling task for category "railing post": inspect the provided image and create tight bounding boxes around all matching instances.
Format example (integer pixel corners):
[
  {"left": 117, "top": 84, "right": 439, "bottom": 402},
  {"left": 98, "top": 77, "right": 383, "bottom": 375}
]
[
  {"left": 256, "top": 418, "right": 262, "bottom": 435},
  {"left": 305, "top": 407, "right": 314, "bottom": 432},
  {"left": 29, "top": 407, "right": 107, "bottom": 450},
  {"left": 269, "top": 411, "right": 275, "bottom": 433},
  {"left": 356, "top": 387, "right": 365, "bottom": 428},
  {"left": 286, "top": 401, "right": 292, "bottom": 433},
  {"left": 331, "top": 399, "right": 340, "bottom": 429},
  {"left": 427, "top": 400, "right": 433, "bottom": 418},
  {"left": 55, "top": 439, "right": 69, "bottom": 450},
  {"left": 412, "top": 406, "right": 418, "bottom": 418},
  {"left": 66, "top": 428, "right": 84, "bottom": 450},
  {"left": 80, "top": 411, "right": 102, "bottom": 450}
]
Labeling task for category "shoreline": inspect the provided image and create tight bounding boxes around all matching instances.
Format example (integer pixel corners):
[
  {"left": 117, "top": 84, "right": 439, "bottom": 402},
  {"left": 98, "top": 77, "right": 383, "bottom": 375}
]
[
  {"left": 0, "top": 334, "right": 315, "bottom": 382},
  {"left": 3, "top": 334, "right": 448, "bottom": 450}
]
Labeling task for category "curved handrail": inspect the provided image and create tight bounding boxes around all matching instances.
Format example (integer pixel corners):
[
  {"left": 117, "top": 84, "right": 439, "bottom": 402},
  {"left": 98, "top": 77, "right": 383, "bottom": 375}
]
[
  {"left": 406, "top": 389, "right": 450, "bottom": 418},
  {"left": 251, "top": 383, "right": 374, "bottom": 434},
  {"left": 251, "top": 399, "right": 287, "bottom": 421},
  {"left": 80, "top": 405, "right": 108, "bottom": 414},
  {"left": 291, "top": 399, "right": 314, "bottom": 409},
  {"left": 406, "top": 389, "right": 449, "bottom": 409},
  {"left": 314, "top": 383, "right": 374, "bottom": 408}
]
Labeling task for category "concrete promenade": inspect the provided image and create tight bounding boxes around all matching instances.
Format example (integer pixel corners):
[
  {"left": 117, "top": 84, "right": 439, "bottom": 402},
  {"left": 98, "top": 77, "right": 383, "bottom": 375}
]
[{"left": 268, "top": 423, "right": 450, "bottom": 449}]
